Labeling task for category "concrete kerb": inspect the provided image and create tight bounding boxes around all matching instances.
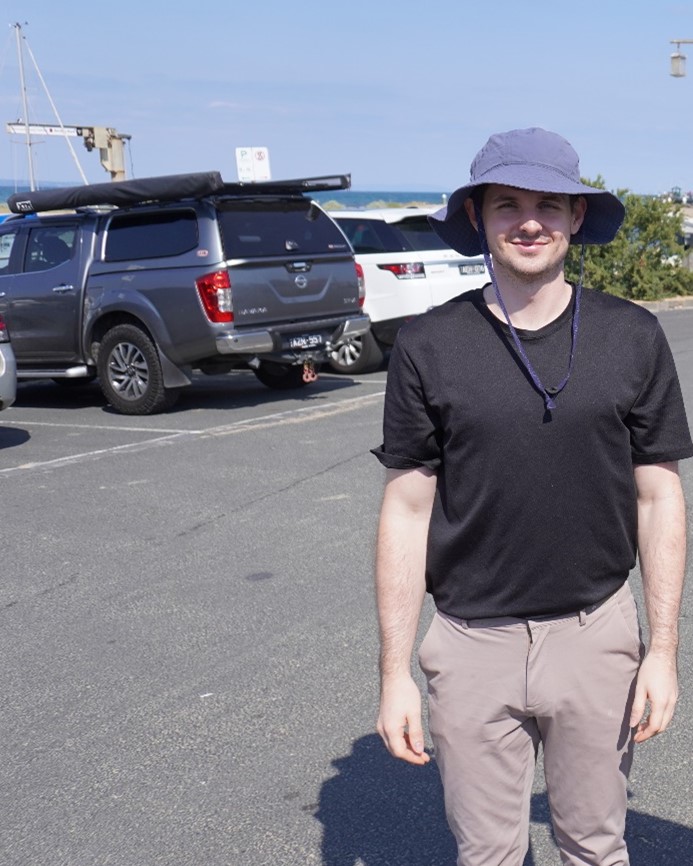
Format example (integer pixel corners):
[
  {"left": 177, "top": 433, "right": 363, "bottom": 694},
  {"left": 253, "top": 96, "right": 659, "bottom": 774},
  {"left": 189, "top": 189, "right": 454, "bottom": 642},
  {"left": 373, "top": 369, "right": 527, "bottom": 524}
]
[{"left": 635, "top": 296, "right": 693, "bottom": 312}]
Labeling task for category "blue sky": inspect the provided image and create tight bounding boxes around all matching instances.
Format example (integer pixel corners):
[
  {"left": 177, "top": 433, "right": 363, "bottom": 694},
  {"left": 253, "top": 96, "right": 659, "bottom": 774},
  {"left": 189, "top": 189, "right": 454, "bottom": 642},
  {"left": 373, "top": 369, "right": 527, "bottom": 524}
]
[{"left": 1, "top": 0, "right": 693, "bottom": 195}]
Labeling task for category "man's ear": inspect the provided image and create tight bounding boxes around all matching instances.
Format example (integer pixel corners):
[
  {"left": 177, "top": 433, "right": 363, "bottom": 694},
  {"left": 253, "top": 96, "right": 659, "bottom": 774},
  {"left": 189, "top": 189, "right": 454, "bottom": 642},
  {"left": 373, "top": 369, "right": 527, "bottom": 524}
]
[
  {"left": 464, "top": 198, "right": 478, "bottom": 229},
  {"left": 571, "top": 196, "right": 587, "bottom": 236}
]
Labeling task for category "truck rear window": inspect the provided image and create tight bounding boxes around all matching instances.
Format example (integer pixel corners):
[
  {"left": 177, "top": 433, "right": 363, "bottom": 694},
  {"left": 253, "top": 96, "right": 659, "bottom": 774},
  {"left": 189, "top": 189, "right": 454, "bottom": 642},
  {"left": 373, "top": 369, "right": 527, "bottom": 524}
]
[
  {"left": 217, "top": 200, "right": 350, "bottom": 258},
  {"left": 105, "top": 210, "right": 198, "bottom": 261}
]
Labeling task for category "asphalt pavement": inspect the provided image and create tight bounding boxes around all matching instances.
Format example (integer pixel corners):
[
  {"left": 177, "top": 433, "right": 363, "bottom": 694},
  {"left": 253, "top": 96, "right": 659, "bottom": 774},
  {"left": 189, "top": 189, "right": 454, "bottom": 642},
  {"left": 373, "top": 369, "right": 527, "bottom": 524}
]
[{"left": 1, "top": 309, "right": 692, "bottom": 866}]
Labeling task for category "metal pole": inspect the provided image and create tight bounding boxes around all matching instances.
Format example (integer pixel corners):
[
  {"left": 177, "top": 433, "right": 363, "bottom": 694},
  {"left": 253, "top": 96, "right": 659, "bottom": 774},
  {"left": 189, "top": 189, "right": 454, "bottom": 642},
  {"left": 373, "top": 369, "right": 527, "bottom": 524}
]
[
  {"left": 22, "top": 37, "right": 89, "bottom": 184},
  {"left": 13, "top": 22, "right": 36, "bottom": 191}
]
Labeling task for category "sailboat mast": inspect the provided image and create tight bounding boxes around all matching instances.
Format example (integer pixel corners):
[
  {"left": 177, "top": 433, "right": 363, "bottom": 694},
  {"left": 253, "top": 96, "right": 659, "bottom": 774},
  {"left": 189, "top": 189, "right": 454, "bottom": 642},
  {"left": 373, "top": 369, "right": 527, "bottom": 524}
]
[{"left": 13, "top": 23, "right": 37, "bottom": 191}]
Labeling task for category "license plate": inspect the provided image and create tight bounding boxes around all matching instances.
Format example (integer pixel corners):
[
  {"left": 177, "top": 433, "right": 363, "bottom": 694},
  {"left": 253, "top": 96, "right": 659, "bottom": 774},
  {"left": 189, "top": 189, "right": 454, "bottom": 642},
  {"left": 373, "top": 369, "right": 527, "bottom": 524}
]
[
  {"left": 459, "top": 263, "right": 486, "bottom": 276},
  {"left": 289, "top": 334, "right": 322, "bottom": 349}
]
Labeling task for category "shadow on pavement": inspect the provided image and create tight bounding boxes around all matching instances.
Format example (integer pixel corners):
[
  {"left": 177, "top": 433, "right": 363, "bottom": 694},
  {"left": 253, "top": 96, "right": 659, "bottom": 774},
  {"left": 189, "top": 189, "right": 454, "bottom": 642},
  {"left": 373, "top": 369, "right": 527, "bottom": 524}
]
[
  {"left": 167, "top": 371, "right": 363, "bottom": 414},
  {"left": 317, "top": 734, "right": 456, "bottom": 866},
  {"left": 317, "top": 734, "right": 693, "bottom": 866},
  {"left": 0, "top": 424, "right": 30, "bottom": 449},
  {"left": 13, "top": 372, "right": 364, "bottom": 415}
]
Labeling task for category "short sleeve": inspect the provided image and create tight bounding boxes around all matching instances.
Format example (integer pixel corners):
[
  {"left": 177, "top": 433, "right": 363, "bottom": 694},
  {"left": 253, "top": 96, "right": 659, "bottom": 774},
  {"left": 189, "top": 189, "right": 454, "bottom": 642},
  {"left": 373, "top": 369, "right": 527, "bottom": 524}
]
[
  {"left": 627, "top": 322, "right": 693, "bottom": 464},
  {"left": 371, "top": 334, "right": 442, "bottom": 470}
]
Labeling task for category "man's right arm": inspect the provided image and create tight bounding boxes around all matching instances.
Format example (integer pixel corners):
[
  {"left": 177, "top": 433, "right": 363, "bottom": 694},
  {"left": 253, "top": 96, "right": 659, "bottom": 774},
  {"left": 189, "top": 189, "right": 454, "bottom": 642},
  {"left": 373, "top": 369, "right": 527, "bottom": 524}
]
[{"left": 375, "top": 466, "right": 437, "bottom": 765}]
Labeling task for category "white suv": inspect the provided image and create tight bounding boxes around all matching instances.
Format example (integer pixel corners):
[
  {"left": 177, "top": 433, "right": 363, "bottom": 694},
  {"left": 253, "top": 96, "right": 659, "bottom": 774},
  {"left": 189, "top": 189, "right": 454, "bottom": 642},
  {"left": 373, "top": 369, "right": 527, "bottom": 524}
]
[{"left": 328, "top": 206, "right": 488, "bottom": 373}]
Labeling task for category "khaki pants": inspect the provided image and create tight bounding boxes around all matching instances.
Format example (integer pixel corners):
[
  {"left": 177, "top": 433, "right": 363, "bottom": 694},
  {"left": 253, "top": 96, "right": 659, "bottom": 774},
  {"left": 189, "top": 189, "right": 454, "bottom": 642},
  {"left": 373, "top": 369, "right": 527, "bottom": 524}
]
[{"left": 418, "top": 581, "right": 644, "bottom": 866}]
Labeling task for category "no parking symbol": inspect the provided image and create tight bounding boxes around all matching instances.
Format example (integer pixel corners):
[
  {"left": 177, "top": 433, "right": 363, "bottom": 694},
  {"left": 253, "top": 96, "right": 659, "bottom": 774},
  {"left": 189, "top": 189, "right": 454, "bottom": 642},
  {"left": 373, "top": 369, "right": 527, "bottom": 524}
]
[{"left": 235, "top": 146, "right": 272, "bottom": 182}]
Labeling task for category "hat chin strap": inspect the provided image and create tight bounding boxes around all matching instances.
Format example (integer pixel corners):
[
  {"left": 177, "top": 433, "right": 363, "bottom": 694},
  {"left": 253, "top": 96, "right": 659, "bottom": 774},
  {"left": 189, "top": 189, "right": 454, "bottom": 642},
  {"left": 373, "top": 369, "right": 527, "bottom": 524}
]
[{"left": 473, "top": 202, "right": 584, "bottom": 413}]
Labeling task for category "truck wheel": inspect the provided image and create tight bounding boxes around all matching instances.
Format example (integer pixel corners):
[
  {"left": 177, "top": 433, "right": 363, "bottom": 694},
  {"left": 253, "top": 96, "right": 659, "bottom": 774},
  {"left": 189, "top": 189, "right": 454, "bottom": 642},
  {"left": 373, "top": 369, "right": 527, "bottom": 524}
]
[
  {"left": 328, "top": 331, "right": 384, "bottom": 374},
  {"left": 253, "top": 361, "right": 309, "bottom": 390},
  {"left": 97, "top": 324, "right": 180, "bottom": 415}
]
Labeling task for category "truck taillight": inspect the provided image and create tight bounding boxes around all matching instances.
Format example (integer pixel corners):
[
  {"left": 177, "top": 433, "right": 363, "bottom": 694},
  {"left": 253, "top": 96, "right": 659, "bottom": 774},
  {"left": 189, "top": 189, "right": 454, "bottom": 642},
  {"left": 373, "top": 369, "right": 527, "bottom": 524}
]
[
  {"left": 377, "top": 262, "right": 426, "bottom": 279},
  {"left": 355, "top": 262, "right": 365, "bottom": 307},
  {"left": 196, "top": 270, "right": 233, "bottom": 323},
  {"left": 0, "top": 314, "right": 9, "bottom": 343}
]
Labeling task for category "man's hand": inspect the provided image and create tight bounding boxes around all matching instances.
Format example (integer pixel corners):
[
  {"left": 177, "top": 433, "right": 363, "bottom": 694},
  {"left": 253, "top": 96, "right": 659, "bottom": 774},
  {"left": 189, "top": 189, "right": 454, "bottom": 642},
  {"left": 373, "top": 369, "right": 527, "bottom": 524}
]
[
  {"left": 377, "top": 673, "right": 430, "bottom": 765},
  {"left": 630, "top": 651, "right": 679, "bottom": 743},
  {"left": 632, "top": 462, "right": 686, "bottom": 744},
  {"left": 375, "top": 468, "right": 436, "bottom": 766}
]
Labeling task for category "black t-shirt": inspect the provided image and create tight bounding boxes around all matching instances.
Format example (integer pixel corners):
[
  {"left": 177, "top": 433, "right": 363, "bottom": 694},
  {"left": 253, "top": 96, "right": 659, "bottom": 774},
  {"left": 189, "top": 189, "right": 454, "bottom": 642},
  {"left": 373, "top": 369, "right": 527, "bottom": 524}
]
[{"left": 373, "top": 286, "right": 693, "bottom": 619}]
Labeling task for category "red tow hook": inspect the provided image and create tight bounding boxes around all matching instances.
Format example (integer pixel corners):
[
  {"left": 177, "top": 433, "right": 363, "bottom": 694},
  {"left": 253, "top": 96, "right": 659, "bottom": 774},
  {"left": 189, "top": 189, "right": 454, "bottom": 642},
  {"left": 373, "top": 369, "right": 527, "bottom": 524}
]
[{"left": 302, "top": 359, "right": 318, "bottom": 383}]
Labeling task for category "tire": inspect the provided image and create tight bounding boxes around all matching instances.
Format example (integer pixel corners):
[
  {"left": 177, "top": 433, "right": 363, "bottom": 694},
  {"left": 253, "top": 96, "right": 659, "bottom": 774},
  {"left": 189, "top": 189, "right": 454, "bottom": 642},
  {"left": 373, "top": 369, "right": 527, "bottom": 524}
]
[
  {"left": 328, "top": 330, "right": 384, "bottom": 374},
  {"left": 253, "top": 361, "right": 309, "bottom": 390},
  {"left": 97, "top": 324, "right": 180, "bottom": 415}
]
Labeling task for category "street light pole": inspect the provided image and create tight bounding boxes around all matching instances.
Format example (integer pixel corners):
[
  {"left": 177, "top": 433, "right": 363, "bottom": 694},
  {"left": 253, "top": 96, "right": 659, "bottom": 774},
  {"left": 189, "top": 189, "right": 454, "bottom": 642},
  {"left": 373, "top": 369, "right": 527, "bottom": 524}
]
[{"left": 670, "top": 40, "right": 693, "bottom": 77}]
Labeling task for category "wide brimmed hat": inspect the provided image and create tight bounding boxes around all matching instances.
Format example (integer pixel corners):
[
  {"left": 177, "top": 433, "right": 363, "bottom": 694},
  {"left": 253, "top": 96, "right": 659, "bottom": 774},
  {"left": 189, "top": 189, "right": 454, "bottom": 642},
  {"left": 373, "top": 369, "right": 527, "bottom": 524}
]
[{"left": 430, "top": 127, "right": 625, "bottom": 256}]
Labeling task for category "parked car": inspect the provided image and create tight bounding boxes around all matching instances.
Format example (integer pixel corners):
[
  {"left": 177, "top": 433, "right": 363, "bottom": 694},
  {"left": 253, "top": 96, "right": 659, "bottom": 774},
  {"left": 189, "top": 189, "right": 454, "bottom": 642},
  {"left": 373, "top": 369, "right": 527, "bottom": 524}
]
[
  {"left": 0, "top": 172, "right": 369, "bottom": 414},
  {"left": 327, "top": 206, "right": 488, "bottom": 373},
  {"left": 0, "top": 313, "right": 17, "bottom": 411}
]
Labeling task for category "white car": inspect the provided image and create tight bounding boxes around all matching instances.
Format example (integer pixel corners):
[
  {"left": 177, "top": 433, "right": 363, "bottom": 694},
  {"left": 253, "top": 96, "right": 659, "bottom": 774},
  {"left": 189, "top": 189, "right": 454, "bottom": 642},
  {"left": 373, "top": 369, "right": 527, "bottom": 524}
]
[{"left": 328, "top": 206, "right": 488, "bottom": 373}]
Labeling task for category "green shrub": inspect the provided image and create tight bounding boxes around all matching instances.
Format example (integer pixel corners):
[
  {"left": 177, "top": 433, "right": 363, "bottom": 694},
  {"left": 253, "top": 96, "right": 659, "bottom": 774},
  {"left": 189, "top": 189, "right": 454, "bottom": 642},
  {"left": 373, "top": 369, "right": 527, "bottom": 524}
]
[{"left": 566, "top": 177, "right": 693, "bottom": 300}]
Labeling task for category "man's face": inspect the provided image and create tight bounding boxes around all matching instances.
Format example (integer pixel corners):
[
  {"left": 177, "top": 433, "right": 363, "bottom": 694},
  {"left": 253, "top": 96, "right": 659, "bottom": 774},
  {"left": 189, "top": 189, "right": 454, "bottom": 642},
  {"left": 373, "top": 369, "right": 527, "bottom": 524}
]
[{"left": 465, "top": 184, "right": 586, "bottom": 283}]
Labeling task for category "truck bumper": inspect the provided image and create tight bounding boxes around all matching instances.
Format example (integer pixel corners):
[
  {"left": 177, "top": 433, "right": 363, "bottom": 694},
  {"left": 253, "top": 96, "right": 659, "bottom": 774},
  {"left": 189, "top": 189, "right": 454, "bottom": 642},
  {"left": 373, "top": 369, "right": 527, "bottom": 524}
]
[
  {"left": 329, "top": 315, "right": 371, "bottom": 342},
  {"left": 216, "top": 330, "right": 275, "bottom": 355},
  {"left": 215, "top": 314, "right": 371, "bottom": 357}
]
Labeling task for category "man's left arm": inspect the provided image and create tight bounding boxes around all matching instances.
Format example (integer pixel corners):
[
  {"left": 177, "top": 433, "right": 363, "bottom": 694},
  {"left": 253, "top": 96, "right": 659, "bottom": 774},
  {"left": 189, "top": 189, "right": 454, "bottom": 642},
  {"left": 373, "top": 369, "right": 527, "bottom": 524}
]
[{"left": 631, "top": 461, "right": 687, "bottom": 743}]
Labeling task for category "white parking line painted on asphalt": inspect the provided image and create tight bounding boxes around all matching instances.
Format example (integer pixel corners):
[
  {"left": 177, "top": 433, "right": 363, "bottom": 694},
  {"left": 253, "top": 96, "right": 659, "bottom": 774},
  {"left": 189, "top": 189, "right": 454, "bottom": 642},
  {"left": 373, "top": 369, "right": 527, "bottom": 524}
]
[
  {"left": 0, "top": 430, "right": 198, "bottom": 475},
  {"left": 348, "top": 378, "right": 388, "bottom": 386},
  {"left": 1, "top": 420, "right": 201, "bottom": 434},
  {"left": 0, "top": 391, "right": 386, "bottom": 476},
  {"left": 200, "top": 391, "right": 385, "bottom": 437}
]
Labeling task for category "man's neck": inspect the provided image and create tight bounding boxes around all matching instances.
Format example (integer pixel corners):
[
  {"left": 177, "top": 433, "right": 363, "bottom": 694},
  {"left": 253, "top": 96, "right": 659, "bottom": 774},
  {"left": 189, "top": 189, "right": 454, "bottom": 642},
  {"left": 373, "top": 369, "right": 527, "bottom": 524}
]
[{"left": 483, "top": 272, "right": 573, "bottom": 331}]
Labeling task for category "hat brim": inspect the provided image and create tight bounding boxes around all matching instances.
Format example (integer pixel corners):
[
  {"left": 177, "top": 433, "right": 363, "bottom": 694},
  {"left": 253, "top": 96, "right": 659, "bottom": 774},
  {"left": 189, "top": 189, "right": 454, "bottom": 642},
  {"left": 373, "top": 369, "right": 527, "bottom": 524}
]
[{"left": 429, "top": 166, "right": 626, "bottom": 256}]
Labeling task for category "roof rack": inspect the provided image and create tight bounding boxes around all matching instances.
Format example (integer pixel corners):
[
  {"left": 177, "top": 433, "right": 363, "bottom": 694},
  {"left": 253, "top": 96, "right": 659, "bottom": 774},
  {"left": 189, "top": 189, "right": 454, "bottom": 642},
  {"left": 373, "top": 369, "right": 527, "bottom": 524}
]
[
  {"left": 6, "top": 172, "right": 351, "bottom": 215},
  {"left": 217, "top": 174, "right": 351, "bottom": 196}
]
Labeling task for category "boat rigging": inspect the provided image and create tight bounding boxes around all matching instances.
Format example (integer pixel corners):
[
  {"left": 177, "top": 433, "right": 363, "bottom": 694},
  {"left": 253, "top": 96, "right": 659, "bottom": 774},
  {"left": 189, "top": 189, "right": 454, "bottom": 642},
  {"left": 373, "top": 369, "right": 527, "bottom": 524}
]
[{"left": 5, "top": 22, "right": 132, "bottom": 188}]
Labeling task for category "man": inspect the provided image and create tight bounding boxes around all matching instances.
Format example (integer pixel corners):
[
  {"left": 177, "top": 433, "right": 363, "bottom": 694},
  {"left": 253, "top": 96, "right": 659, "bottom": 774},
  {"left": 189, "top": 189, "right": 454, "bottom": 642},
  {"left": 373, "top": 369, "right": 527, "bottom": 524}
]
[{"left": 372, "top": 128, "right": 692, "bottom": 866}]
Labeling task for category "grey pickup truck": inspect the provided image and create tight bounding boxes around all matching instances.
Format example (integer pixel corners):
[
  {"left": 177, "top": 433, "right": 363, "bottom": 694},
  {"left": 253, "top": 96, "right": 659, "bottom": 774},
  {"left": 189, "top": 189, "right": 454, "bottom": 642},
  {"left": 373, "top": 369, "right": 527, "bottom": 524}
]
[{"left": 0, "top": 172, "right": 370, "bottom": 414}]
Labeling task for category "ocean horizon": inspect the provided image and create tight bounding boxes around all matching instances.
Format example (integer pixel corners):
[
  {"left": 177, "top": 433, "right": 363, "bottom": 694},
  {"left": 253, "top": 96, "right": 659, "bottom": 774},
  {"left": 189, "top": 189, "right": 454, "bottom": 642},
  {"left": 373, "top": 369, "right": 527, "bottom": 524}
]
[{"left": 313, "top": 189, "right": 447, "bottom": 208}]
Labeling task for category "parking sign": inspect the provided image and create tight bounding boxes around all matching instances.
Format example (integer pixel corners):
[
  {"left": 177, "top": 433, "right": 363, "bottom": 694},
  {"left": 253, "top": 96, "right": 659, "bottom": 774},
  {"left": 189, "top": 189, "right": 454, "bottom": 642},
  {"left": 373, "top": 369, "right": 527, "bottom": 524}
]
[{"left": 235, "top": 147, "right": 272, "bottom": 182}]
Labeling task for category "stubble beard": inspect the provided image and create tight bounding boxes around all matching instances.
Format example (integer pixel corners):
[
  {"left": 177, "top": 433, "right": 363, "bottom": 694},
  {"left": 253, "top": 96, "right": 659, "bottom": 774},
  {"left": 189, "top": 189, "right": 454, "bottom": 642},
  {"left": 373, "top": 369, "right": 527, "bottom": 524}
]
[{"left": 490, "top": 241, "right": 568, "bottom": 288}]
